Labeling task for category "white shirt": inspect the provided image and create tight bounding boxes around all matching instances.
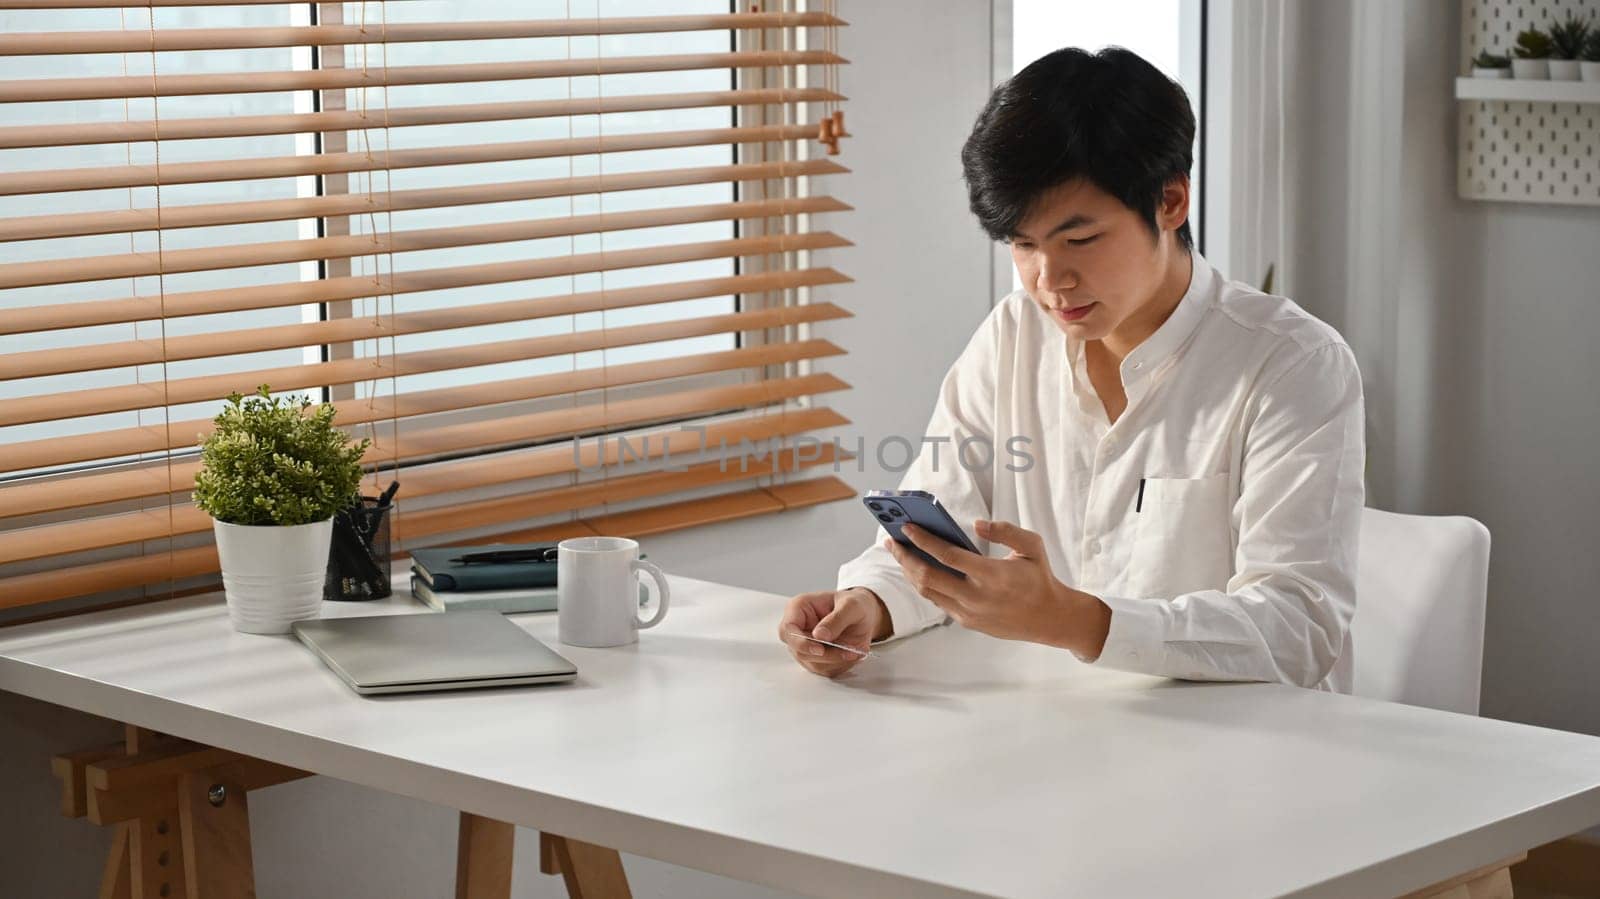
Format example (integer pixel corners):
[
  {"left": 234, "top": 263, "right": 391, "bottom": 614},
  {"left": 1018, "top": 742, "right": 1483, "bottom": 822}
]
[{"left": 838, "top": 253, "right": 1366, "bottom": 691}]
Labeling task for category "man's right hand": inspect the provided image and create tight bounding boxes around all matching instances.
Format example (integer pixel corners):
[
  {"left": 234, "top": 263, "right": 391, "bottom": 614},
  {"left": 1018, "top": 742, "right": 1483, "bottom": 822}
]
[{"left": 778, "top": 587, "right": 891, "bottom": 678}]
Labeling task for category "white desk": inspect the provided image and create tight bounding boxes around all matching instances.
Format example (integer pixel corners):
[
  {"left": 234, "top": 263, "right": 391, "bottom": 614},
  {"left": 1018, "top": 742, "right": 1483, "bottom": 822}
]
[{"left": 3, "top": 576, "right": 1599, "bottom": 898}]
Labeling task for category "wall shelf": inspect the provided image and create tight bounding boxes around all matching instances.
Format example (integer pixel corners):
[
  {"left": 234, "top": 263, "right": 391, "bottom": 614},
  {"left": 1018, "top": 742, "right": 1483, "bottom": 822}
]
[
  {"left": 1455, "top": 77, "right": 1600, "bottom": 104},
  {"left": 1456, "top": 0, "right": 1600, "bottom": 206}
]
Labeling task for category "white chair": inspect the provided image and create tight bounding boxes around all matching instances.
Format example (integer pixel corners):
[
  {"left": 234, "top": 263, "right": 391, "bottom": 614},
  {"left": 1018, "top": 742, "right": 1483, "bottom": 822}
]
[{"left": 1351, "top": 508, "right": 1491, "bottom": 715}]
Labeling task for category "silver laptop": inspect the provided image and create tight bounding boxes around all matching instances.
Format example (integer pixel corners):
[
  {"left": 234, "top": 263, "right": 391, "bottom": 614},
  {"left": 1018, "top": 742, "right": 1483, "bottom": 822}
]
[{"left": 292, "top": 611, "right": 577, "bottom": 695}]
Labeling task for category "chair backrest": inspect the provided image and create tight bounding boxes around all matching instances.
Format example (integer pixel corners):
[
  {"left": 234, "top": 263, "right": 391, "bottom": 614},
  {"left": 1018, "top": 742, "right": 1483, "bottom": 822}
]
[{"left": 1352, "top": 508, "right": 1491, "bottom": 715}]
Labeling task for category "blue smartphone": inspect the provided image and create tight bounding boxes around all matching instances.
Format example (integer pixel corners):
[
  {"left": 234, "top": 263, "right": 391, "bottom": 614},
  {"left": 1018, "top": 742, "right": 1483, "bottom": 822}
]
[{"left": 864, "top": 489, "right": 980, "bottom": 578}]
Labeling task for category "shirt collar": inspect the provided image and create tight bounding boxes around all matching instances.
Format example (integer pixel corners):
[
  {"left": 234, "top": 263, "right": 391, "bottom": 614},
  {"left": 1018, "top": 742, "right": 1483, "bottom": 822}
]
[
  {"left": 1061, "top": 251, "right": 1215, "bottom": 409},
  {"left": 1119, "top": 251, "right": 1214, "bottom": 391}
]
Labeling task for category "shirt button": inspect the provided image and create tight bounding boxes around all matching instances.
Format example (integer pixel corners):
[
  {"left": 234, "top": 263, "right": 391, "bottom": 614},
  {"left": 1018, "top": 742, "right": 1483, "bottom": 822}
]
[
  {"left": 1132, "top": 362, "right": 1144, "bottom": 370},
  {"left": 1087, "top": 539, "right": 1102, "bottom": 555}
]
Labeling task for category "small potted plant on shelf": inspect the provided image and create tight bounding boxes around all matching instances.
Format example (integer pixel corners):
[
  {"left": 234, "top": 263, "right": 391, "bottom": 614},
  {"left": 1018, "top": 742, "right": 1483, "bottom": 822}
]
[
  {"left": 1471, "top": 49, "right": 1511, "bottom": 78},
  {"left": 1548, "top": 13, "right": 1592, "bottom": 81},
  {"left": 1513, "top": 27, "right": 1553, "bottom": 79},
  {"left": 195, "top": 386, "right": 369, "bottom": 634},
  {"left": 1582, "top": 26, "right": 1600, "bottom": 82}
]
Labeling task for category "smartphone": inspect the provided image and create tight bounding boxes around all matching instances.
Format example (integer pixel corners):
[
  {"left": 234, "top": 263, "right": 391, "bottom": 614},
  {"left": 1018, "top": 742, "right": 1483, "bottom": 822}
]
[{"left": 864, "top": 489, "right": 980, "bottom": 578}]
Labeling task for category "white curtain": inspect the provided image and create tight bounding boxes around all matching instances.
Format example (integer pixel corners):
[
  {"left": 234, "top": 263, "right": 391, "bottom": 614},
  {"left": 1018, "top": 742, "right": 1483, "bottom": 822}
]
[
  {"left": 1215, "top": 0, "right": 1299, "bottom": 297},
  {"left": 1213, "top": 0, "right": 1408, "bottom": 508}
]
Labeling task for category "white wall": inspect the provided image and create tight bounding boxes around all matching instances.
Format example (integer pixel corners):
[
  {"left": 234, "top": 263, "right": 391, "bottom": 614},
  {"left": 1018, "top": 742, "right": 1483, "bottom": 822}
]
[
  {"left": 1280, "top": 1, "right": 1600, "bottom": 740},
  {"left": 1392, "top": 2, "right": 1600, "bottom": 740},
  {"left": 0, "top": 2, "right": 999, "bottom": 896}
]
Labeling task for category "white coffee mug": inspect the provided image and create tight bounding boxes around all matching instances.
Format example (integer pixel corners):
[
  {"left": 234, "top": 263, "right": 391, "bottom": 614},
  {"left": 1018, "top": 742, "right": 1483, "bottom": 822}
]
[{"left": 557, "top": 536, "right": 670, "bottom": 647}]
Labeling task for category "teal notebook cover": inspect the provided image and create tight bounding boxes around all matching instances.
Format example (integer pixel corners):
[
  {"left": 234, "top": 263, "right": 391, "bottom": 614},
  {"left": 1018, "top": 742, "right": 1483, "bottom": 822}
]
[
  {"left": 410, "top": 543, "right": 557, "bottom": 592},
  {"left": 410, "top": 576, "right": 559, "bottom": 614},
  {"left": 410, "top": 575, "right": 646, "bottom": 614}
]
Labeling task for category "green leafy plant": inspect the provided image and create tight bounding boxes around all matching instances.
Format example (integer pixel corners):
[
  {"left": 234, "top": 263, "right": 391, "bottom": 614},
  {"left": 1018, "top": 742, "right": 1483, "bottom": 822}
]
[
  {"left": 1583, "top": 27, "right": 1600, "bottom": 62},
  {"left": 194, "top": 385, "right": 369, "bottom": 527},
  {"left": 1473, "top": 49, "right": 1510, "bottom": 69},
  {"left": 1514, "top": 28, "right": 1553, "bottom": 59},
  {"left": 1548, "top": 14, "right": 1592, "bottom": 60}
]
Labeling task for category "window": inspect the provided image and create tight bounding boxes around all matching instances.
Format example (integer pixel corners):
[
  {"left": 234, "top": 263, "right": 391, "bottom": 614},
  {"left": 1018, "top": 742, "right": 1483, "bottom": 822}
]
[
  {"left": 1005, "top": 0, "right": 1205, "bottom": 289},
  {"left": 348, "top": 0, "right": 742, "bottom": 405},
  {"left": 0, "top": 2, "right": 852, "bottom": 612},
  {"left": 0, "top": 1, "right": 309, "bottom": 469}
]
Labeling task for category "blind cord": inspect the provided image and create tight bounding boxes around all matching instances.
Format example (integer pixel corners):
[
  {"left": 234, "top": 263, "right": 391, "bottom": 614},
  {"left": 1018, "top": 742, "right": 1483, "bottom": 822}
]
[{"left": 145, "top": 0, "right": 177, "bottom": 600}]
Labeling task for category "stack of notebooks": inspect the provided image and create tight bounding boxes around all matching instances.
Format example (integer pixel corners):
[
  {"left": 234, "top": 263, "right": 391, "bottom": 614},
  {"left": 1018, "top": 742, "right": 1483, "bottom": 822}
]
[
  {"left": 409, "top": 543, "right": 647, "bottom": 614},
  {"left": 409, "top": 544, "right": 560, "bottom": 614}
]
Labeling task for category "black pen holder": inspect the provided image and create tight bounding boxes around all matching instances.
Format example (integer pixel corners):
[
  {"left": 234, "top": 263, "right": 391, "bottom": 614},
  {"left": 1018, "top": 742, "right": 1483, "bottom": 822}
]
[{"left": 324, "top": 494, "right": 394, "bottom": 602}]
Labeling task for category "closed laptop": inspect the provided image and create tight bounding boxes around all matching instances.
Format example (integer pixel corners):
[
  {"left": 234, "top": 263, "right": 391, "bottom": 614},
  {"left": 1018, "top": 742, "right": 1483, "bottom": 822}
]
[{"left": 292, "top": 611, "right": 577, "bottom": 695}]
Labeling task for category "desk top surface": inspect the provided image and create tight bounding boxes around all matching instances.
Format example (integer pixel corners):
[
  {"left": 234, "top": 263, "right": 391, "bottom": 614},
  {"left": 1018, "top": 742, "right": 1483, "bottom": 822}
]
[{"left": 2, "top": 576, "right": 1598, "bottom": 899}]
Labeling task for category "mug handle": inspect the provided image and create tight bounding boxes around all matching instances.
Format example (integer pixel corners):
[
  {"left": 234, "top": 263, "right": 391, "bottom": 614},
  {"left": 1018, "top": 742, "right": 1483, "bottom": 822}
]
[{"left": 631, "top": 559, "right": 670, "bottom": 629}]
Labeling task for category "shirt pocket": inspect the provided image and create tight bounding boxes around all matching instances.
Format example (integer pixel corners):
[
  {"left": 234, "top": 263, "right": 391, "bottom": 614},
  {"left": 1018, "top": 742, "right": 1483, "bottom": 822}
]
[{"left": 1125, "top": 475, "right": 1234, "bottom": 598}]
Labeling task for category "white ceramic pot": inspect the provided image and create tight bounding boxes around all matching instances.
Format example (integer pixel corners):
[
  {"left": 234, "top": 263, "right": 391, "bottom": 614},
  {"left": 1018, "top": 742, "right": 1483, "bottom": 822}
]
[
  {"left": 1472, "top": 67, "right": 1511, "bottom": 79},
  {"left": 1581, "top": 61, "right": 1600, "bottom": 82},
  {"left": 1549, "top": 59, "right": 1581, "bottom": 81},
  {"left": 1511, "top": 58, "right": 1549, "bottom": 79},
  {"left": 213, "top": 517, "right": 333, "bottom": 634}
]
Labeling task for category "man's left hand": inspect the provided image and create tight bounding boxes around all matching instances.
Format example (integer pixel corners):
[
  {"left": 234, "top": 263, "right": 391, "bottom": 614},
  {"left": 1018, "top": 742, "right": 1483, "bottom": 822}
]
[{"left": 887, "top": 519, "right": 1111, "bottom": 659}]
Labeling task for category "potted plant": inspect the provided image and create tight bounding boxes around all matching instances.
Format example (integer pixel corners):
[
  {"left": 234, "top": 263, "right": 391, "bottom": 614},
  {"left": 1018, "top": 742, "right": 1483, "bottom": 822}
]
[
  {"left": 1548, "top": 14, "right": 1591, "bottom": 81},
  {"left": 195, "top": 386, "right": 369, "bottom": 634},
  {"left": 1513, "top": 28, "right": 1553, "bottom": 79},
  {"left": 1583, "top": 27, "right": 1600, "bottom": 82},
  {"left": 1471, "top": 49, "right": 1511, "bottom": 78}
]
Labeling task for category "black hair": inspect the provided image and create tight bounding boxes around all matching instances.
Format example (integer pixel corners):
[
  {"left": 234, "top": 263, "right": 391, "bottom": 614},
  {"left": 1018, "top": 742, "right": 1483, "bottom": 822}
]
[{"left": 960, "top": 46, "right": 1195, "bottom": 249}]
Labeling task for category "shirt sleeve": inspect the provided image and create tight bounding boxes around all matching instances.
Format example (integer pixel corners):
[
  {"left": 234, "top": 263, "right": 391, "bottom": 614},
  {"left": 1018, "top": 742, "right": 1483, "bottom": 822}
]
[
  {"left": 835, "top": 304, "right": 1003, "bottom": 642},
  {"left": 1091, "top": 343, "right": 1366, "bottom": 688}
]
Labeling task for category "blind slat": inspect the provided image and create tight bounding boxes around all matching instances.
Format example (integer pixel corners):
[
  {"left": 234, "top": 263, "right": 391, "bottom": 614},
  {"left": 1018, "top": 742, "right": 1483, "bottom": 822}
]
[
  {"left": 0, "top": 194, "right": 849, "bottom": 290},
  {"left": 0, "top": 472, "right": 855, "bottom": 609},
  {"left": 0, "top": 405, "right": 848, "bottom": 564},
  {"left": 0, "top": 158, "right": 847, "bottom": 242},
  {"left": 3, "top": 266, "right": 849, "bottom": 379},
  {"left": 0, "top": 302, "right": 849, "bottom": 427},
  {"left": 0, "top": 50, "right": 845, "bottom": 103},
  {"left": 3, "top": 336, "right": 845, "bottom": 475},
  {"left": 0, "top": 87, "right": 842, "bottom": 150},
  {"left": 2, "top": 232, "right": 850, "bottom": 335},
  {"left": 399, "top": 409, "right": 847, "bottom": 508},
  {"left": 492, "top": 475, "right": 855, "bottom": 544},
  {"left": 0, "top": 123, "right": 819, "bottom": 196},
  {"left": 361, "top": 372, "right": 849, "bottom": 474},
  {"left": 0, "top": 372, "right": 851, "bottom": 518},
  {"left": 0, "top": 12, "right": 845, "bottom": 55},
  {"left": 586, "top": 475, "right": 856, "bottom": 537},
  {"left": 395, "top": 441, "right": 845, "bottom": 542}
]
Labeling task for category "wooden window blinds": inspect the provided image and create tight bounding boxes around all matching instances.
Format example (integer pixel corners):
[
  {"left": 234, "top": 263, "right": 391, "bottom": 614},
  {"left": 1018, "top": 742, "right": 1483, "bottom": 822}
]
[{"left": 0, "top": 0, "right": 853, "bottom": 614}]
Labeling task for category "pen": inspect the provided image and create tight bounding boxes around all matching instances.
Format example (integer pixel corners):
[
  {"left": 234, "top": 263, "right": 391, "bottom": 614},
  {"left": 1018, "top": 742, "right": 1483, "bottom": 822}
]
[
  {"left": 1136, "top": 477, "right": 1146, "bottom": 513},
  {"left": 449, "top": 548, "right": 558, "bottom": 565},
  {"left": 376, "top": 480, "right": 400, "bottom": 508}
]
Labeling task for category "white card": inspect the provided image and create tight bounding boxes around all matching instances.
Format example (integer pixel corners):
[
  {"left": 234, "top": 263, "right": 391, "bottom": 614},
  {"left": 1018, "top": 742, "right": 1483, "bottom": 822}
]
[{"left": 787, "top": 631, "right": 870, "bottom": 658}]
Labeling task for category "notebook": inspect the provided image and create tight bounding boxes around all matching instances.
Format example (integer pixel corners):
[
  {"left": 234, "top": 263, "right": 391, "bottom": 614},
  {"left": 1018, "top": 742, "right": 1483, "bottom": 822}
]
[
  {"left": 291, "top": 611, "right": 577, "bottom": 695},
  {"left": 409, "top": 576, "right": 559, "bottom": 614},
  {"left": 409, "top": 576, "right": 646, "bottom": 615},
  {"left": 409, "top": 544, "right": 558, "bottom": 592}
]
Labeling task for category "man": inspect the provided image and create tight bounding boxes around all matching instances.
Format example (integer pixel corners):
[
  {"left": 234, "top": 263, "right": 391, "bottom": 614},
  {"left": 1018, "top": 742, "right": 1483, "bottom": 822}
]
[{"left": 777, "top": 47, "right": 1365, "bottom": 691}]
